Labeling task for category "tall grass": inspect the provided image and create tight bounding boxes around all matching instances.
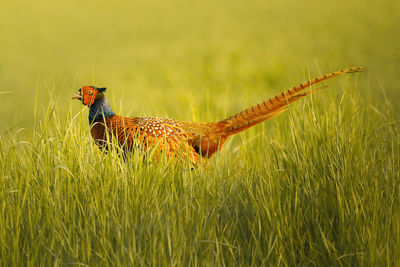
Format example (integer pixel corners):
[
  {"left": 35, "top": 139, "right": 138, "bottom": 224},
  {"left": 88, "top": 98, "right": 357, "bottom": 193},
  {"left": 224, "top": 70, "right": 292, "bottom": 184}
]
[{"left": 1, "top": 83, "right": 399, "bottom": 265}]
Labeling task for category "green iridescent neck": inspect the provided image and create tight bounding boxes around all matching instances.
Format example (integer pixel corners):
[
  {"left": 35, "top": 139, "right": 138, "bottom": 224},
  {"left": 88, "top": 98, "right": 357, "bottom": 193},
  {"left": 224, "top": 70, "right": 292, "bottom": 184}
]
[{"left": 88, "top": 97, "right": 115, "bottom": 123}]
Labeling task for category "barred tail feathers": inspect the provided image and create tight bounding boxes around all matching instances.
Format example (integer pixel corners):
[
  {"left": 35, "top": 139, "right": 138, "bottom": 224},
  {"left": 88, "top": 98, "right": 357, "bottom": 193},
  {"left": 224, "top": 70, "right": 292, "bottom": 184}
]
[
  {"left": 221, "top": 89, "right": 316, "bottom": 135},
  {"left": 220, "top": 67, "right": 366, "bottom": 136}
]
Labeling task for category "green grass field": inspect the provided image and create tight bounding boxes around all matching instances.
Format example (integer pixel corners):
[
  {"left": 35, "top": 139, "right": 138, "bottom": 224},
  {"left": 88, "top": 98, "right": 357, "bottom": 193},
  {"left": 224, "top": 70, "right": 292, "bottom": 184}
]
[{"left": 1, "top": 0, "right": 399, "bottom": 265}]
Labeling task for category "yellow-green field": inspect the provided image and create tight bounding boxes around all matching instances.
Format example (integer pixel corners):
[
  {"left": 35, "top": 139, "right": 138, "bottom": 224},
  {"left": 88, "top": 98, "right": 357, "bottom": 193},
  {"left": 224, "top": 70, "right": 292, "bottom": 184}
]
[{"left": 1, "top": 0, "right": 399, "bottom": 265}]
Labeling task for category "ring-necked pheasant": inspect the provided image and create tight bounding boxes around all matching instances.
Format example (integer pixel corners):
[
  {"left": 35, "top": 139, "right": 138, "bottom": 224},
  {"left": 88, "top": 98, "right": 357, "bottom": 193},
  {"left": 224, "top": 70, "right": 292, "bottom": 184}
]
[{"left": 73, "top": 67, "right": 365, "bottom": 165}]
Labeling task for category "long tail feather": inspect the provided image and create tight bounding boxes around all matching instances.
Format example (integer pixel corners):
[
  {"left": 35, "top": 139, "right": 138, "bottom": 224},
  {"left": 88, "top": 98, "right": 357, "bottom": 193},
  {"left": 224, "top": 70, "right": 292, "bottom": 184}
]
[{"left": 220, "top": 67, "right": 366, "bottom": 135}]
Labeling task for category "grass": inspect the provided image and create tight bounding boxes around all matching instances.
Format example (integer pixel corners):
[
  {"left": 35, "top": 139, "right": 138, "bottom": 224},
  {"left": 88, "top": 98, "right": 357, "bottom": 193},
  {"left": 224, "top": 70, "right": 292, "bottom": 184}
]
[{"left": 1, "top": 0, "right": 399, "bottom": 265}]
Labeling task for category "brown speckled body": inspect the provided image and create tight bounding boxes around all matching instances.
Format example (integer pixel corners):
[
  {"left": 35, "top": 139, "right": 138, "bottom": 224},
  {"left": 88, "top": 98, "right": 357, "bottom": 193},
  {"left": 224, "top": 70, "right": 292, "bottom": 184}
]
[{"left": 90, "top": 115, "right": 228, "bottom": 164}]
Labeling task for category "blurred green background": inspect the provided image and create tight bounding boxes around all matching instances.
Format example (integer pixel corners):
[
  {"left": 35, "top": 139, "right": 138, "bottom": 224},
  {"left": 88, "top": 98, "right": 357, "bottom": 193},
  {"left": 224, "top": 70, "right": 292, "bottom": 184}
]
[{"left": 0, "top": 0, "right": 398, "bottom": 130}]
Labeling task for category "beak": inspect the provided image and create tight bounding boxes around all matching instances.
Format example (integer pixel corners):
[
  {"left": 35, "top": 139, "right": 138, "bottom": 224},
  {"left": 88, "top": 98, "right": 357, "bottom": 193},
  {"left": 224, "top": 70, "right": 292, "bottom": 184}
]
[{"left": 72, "top": 91, "right": 82, "bottom": 100}]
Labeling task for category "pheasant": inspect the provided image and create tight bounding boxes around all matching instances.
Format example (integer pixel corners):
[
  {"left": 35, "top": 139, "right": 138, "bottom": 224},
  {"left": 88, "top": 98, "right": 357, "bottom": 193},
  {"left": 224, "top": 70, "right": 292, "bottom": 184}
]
[{"left": 72, "top": 67, "right": 365, "bottom": 165}]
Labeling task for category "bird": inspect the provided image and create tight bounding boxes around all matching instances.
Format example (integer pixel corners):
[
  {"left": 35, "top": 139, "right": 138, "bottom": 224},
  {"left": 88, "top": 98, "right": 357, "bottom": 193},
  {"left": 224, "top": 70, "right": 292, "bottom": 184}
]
[{"left": 72, "top": 67, "right": 365, "bottom": 165}]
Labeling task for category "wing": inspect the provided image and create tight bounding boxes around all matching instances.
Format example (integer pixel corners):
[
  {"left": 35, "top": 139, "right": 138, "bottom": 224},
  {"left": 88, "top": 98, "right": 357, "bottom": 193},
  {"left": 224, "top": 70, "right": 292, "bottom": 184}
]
[{"left": 107, "top": 116, "right": 205, "bottom": 165}]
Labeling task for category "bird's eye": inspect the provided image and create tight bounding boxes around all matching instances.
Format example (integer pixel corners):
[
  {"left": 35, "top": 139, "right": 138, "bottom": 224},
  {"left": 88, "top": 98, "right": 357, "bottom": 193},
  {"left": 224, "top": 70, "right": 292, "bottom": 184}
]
[{"left": 87, "top": 90, "right": 93, "bottom": 94}]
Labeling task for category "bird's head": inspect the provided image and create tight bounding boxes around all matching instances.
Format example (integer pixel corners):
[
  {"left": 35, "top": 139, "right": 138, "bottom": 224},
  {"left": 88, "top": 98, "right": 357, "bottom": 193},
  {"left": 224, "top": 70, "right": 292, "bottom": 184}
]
[{"left": 72, "top": 86, "right": 107, "bottom": 106}]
